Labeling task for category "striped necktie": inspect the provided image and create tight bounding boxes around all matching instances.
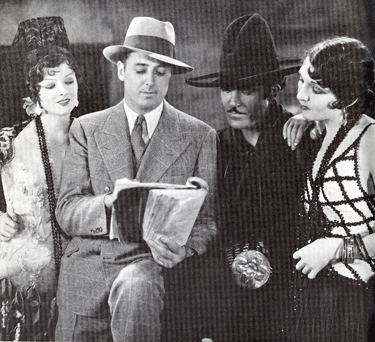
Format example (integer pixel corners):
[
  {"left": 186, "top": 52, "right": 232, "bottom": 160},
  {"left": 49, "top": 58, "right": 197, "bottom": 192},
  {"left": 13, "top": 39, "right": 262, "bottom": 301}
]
[{"left": 131, "top": 114, "right": 149, "bottom": 163}]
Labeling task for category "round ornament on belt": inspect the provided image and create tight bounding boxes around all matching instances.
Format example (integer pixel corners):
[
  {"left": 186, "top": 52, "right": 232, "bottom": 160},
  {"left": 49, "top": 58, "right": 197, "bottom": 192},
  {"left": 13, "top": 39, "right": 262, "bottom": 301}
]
[{"left": 231, "top": 250, "right": 271, "bottom": 289}]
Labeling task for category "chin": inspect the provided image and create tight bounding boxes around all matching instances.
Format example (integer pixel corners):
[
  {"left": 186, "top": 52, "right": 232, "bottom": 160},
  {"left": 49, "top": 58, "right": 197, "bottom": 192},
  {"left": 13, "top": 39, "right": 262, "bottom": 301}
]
[
  {"left": 301, "top": 112, "right": 314, "bottom": 121},
  {"left": 226, "top": 118, "right": 248, "bottom": 130}
]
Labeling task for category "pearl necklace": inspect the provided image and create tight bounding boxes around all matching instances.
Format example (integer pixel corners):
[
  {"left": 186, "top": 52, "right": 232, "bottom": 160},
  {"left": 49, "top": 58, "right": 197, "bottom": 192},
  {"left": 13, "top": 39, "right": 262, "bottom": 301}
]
[{"left": 35, "top": 116, "right": 63, "bottom": 280}]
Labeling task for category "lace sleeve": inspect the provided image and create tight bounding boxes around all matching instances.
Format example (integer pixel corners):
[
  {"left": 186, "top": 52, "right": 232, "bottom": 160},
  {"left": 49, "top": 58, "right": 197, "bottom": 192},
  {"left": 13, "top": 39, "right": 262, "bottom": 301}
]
[
  {"left": 0, "top": 126, "right": 16, "bottom": 168},
  {"left": 0, "top": 120, "right": 32, "bottom": 168}
]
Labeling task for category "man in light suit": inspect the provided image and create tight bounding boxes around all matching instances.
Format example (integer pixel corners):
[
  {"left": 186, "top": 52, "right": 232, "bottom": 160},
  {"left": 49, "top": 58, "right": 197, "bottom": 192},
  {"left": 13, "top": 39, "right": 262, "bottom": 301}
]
[{"left": 55, "top": 17, "right": 218, "bottom": 342}]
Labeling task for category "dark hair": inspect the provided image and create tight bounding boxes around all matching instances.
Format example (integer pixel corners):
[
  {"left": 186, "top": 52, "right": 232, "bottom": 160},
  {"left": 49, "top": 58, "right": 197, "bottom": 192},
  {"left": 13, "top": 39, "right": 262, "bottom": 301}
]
[
  {"left": 119, "top": 52, "right": 131, "bottom": 64},
  {"left": 305, "top": 36, "right": 375, "bottom": 121},
  {"left": 25, "top": 45, "right": 81, "bottom": 103}
]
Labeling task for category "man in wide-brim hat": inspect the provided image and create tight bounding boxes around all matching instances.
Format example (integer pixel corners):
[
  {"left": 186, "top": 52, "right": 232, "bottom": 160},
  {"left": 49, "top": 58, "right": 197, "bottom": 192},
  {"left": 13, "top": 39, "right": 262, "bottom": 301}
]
[
  {"left": 55, "top": 17, "right": 218, "bottom": 342},
  {"left": 186, "top": 13, "right": 309, "bottom": 341}
]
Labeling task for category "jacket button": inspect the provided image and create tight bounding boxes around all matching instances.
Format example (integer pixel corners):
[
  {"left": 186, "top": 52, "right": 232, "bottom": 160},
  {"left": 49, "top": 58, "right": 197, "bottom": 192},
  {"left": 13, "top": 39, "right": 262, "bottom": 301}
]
[
  {"left": 91, "top": 227, "right": 103, "bottom": 234},
  {"left": 104, "top": 186, "right": 111, "bottom": 193}
]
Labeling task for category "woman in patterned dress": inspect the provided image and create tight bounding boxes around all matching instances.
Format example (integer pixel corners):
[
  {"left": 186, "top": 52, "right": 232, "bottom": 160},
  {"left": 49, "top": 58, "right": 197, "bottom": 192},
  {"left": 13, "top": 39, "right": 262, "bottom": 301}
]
[
  {"left": 292, "top": 37, "right": 375, "bottom": 342},
  {"left": 0, "top": 17, "right": 80, "bottom": 341}
]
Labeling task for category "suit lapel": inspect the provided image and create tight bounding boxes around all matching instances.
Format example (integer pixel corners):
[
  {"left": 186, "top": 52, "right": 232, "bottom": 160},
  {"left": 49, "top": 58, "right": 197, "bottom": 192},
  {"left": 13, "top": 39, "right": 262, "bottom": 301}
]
[
  {"left": 94, "top": 101, "right": 135, "bottom": 182},
  {"left": 136, "top": 101, "right": 190, "bottom": 182}
]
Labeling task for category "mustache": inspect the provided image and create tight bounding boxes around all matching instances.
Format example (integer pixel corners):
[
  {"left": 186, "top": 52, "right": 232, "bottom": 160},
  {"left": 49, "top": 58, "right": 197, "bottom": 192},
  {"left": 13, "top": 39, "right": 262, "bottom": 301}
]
[{"left": 226, "top": 107, "right": 245, "bottom": 114}]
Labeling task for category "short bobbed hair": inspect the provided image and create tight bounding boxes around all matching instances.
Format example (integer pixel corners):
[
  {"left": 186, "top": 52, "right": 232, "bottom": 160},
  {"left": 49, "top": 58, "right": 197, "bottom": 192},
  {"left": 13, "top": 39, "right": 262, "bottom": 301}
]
[
  {"left": 305, "top": 37, "right": 375, "bottom": 121},
  {"left": 25, "top": 45, "right": 81, "bottom": 103}
]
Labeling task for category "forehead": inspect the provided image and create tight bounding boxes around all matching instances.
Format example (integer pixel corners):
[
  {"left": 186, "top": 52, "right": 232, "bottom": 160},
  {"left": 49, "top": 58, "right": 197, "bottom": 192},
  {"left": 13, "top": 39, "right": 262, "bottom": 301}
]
[
  {"left": 127, "top": 52, "right": 170, "bottom": 68},
  {"left": 43, "top": 62, "right": 73, "bottom": 78}
]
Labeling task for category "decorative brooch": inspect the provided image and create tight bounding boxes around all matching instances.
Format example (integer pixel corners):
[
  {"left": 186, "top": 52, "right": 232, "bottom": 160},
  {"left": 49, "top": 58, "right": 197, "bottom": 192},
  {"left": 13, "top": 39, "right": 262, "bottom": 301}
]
[{"left": 231, "top": 250, "right": 272, "bottom": 290}]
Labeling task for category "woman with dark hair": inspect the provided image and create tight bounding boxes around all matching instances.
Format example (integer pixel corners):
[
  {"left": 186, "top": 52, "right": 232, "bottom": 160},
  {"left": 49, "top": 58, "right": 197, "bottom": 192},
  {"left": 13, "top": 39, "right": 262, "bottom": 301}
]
[
  {"left": 292, "top": 36, "right": 375, "bottom": 341},
  {"left": 0, "top": 17, "right": 79, "bottom": 341}
]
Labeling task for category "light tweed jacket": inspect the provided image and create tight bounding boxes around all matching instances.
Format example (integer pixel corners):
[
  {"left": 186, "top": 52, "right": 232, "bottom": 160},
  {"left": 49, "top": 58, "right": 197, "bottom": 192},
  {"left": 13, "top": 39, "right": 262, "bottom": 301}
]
[{"left": 55, "top": 100, "right": 218, "bottom": 316}]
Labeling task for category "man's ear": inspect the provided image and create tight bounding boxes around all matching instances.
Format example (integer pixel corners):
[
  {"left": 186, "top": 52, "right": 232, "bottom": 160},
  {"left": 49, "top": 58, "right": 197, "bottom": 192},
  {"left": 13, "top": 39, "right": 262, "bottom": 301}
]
[
  {"left": 269, "top": 84, "right": 281, "bottom": 100},
  {"left": 117, "top": 61, "right": 125, "bottom": 81}
]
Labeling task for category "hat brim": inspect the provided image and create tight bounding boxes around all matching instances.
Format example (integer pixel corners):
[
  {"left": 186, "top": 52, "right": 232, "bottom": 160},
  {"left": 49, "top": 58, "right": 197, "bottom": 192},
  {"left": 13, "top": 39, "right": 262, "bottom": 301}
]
[
  {"left": 103, "top": 45, "right": 193, "bottom": 75},
  {"left": 185, "top": 64, "right": 301, "bottom": 88}
]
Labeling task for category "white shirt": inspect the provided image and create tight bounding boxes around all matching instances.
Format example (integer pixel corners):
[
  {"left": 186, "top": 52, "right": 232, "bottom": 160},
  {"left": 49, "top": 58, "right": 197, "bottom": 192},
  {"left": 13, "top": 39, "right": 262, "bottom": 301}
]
[{"left": 124, "top": 100, "right": 163, "bottom": 139}]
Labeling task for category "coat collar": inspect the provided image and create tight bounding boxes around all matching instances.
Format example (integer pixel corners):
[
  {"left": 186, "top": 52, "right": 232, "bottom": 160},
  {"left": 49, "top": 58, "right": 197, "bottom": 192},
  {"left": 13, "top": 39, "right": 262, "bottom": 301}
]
[
  {"left": 94, "top": 100, "right": 134, "bottom": 182},
  {"left": 136, "top": 100, "right": 191, "bottom": 182}
]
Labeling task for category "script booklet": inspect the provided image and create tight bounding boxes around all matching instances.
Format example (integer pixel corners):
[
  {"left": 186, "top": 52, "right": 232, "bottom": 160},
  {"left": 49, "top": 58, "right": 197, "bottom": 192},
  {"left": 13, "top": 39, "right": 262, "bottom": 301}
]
[{"left": 110, "top": 177, "right": 208, "bottom": 245}]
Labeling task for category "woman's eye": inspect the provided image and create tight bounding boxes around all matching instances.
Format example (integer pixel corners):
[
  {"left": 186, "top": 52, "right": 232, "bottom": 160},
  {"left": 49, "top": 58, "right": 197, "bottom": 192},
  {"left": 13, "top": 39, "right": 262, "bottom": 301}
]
[
  {"left": 312, "top": 86, "right": 326, "bottom": 95},
  {"left": 44, "top": 84, "right": 55, "bottom": 89}
]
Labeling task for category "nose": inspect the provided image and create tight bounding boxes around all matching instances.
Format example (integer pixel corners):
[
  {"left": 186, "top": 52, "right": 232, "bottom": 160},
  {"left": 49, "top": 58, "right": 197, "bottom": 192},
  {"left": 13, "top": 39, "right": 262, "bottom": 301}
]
[
  {"left": 57, "top": 82, "right": 69, "bottom": 96},
  {"left": 145, "top": 70, "right": 156, "bottom": 86},
  {"left": 228, "top": 90, "right": 242, "bottom": 109},
  {"left": 296, "top": 83, "right": 309, "bottom": 102}
]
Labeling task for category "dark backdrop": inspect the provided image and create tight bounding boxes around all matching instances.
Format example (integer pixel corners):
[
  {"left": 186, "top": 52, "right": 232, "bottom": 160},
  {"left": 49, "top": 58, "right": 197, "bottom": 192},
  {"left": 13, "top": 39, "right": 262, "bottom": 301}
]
[{"left": 0, "top": 0, "right": 374, "bottom": 129}]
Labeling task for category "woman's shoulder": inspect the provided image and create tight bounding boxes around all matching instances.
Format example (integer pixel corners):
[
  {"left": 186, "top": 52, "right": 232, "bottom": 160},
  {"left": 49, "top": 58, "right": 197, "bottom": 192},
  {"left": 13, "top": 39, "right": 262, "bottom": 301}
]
[
  {"left": 356, "top": 115, "right": 375, "bottom": 139},
  {"left": 356, "top": 116, "right": 375, "bottom": 174}
]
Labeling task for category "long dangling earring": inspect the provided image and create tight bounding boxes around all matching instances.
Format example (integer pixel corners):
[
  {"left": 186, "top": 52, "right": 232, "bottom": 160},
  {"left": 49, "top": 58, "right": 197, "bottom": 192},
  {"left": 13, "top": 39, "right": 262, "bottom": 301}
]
[
  {"left": 342, "top": 107, "right": 348, "bottom": 126},
  {"left": 34, "top": 102, "right": 43, "bottom": 117},
  {"left": 342, "top": 97, "right": 359, "bottom": 128},
  {"left": 75, "top": 100, "right": 79, "bottom": 108}
]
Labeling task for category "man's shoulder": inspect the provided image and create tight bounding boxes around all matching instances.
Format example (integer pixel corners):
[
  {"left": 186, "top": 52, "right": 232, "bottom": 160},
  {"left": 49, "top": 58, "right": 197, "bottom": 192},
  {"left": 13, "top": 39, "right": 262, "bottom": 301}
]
[
  {"left": 269, "top": 101, "right": 293, "bottom": 125},
  {"left": 165, "top": 101, "right": 214, "bottom": 133},
  {"left": 77, "top": 103, "right": 122, "bottom": 123},
  {"left": 73, "top": 102, "right": 124, "bottom": 132}
]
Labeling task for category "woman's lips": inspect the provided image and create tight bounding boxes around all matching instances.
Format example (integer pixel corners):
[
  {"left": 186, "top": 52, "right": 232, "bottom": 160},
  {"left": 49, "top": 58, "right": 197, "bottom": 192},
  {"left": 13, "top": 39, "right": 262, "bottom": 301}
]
[{"left": 58, "top": 99, "right": 70, "bottom": 106}]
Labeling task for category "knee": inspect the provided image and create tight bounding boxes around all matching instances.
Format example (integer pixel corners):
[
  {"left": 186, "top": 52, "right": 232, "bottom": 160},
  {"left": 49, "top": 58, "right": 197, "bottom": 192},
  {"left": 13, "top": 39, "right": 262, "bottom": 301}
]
[{"left": 110, "top": 259, "right": 165, "bottom": 302}]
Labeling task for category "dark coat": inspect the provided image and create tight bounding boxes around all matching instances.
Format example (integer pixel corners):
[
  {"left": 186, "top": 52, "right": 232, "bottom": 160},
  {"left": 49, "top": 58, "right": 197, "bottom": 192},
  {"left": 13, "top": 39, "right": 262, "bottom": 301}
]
[
  {"left": 217, "top": 100, "right": 303, "bottom": 267},
  {"left": 212, "top": 100, "right": 306, "bottom": 341}
]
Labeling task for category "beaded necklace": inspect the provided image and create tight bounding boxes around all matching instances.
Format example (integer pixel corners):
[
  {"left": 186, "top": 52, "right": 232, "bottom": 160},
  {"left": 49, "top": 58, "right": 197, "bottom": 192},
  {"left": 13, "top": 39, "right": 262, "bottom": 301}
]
[
  {"left": 305, "top": 118, "right": 357, "bottom": 235},
  {"left": 311, "top": 119, "right": 357, "bottom": 195},
  {"left": 34, "top": 116, "right": 63, "bottom": 280}
]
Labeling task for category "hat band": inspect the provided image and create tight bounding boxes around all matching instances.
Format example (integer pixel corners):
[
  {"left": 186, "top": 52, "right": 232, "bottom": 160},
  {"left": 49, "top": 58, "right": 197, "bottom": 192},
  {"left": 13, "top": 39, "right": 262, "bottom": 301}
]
[{"left": 124, "top": 35, "right": 176, "bottom": 59}]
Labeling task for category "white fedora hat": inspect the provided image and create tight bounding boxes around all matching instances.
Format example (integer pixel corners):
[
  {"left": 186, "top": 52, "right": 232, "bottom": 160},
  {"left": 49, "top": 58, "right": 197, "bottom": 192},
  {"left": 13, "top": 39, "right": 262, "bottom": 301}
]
[{"left": 103, "top": 17, "right": 193, "bottom": 74}]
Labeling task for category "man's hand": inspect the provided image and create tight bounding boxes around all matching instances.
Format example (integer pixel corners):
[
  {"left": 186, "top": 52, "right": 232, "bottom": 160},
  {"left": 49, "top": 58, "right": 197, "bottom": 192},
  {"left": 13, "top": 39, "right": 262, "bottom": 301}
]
[
  {"left": 147, "top": 236, "right": 192, "bottom": 268},
  {"left": 293, "top": 238, "right": 343, "bottom": 279},
  {"left": 0, "top": 212, "right": 21, "bottom": 242},
  {"left": 283, "top": 114, "right": 313, "bottom": 150}
]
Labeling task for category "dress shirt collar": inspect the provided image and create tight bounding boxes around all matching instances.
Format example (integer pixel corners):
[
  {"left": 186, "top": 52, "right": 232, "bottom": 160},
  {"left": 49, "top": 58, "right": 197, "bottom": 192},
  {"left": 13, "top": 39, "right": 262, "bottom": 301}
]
[{"left": 124, "top": 99, "right": 163, "bottom": 138}]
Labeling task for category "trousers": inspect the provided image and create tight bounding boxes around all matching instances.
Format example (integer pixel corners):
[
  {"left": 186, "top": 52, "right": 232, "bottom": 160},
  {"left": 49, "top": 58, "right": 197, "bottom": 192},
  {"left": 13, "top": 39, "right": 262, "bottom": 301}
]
[{"left": 55, "top": 258, "right": 165, "bottom": 342}]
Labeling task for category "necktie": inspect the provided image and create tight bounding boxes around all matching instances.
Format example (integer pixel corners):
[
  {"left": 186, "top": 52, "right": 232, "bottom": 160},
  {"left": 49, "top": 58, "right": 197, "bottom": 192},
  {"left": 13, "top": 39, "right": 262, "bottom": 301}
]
[{"left": 131, "top": 114, "right": 149, "bottom": 163}]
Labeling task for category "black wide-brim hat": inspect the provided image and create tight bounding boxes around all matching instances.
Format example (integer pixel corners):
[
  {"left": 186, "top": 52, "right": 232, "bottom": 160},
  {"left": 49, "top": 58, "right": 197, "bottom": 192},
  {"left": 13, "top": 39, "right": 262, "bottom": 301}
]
[{"left": 186, "top": 13, "right": 300, "bottom": 88}]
